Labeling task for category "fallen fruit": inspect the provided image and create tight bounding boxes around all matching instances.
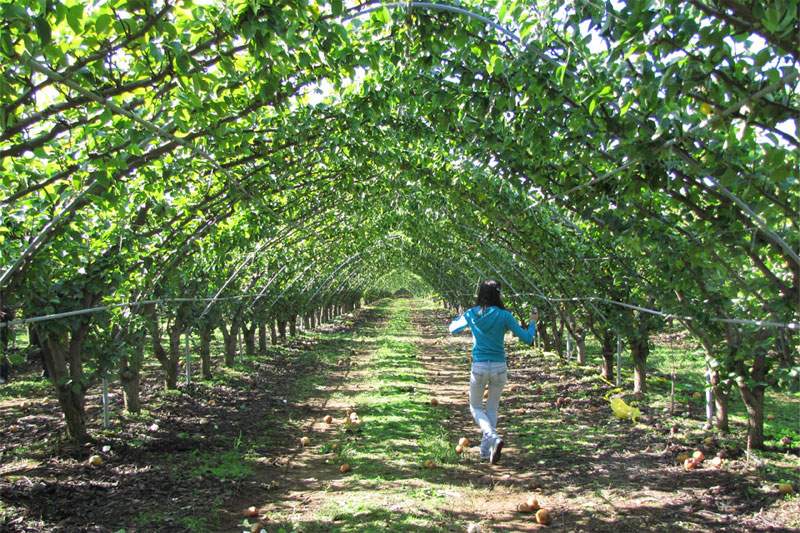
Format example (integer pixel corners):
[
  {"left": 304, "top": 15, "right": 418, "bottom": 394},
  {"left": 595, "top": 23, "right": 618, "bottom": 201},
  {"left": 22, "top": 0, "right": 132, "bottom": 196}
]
[
  {"left": 20, "top": 401, "right": 31, "bottom": 409},
  {"left": 346, "top": 408, "right": 353, "bottom": 416},
  {"left": 323, "top": 415, "right": 333, "bottom": 424},
  {"left": 535, "top": 509, "right": 551, "bottom": 525},
  {"left": 766, "top": 414, "right": 776, "bottom": 420},
  {"left": 455, "top": 445, "right": 464, "bottom": 454},
  {"left": 340, "top": 463, "right": 351, "bottom": 473},
  {"left": 300, "top": 437, "right": 311, "bottom": 446},
  {"left": 250, "top": 521, "right": 268, "bottom": 533},
  {"left": 684, "top": 458, "right": 698, "bottom": 470},
  {"left": 709, "top": 456, "right": 722, "bottom": 467},
  {"left": 244, "top": 506, "right": 259, "bottom": 517},
  {"left": 349, "top": 412, "right": 359, "bottom": 421},
  {"left": 692, "top": 450, "right": 705, "bottom": 462},
  {"left": 517, "top": 408, "right": 525, "bottom": 415},
  {"left": 430, "top": 398, "right": 439, "bottom": 406},
  {"left": 778, "top": 483, "right": 793, "bottom": 494},
  {"left": 517, "top": 502, "right": 531, "bottom": 513},
  {"left": 424, "top": 459, "right": 435, "bottom": 469},
  {"left": 88, "top": 455, "right": 103, "bottom": 466},
  {"left": 330, "top": 443, "right": 340, "bottom": 451},
  {"left": 693, "top": 392, "right": 702, "bottom": 399},
  {"left": 703, "top": 437, "right": 714, "bottom": 446},
  {"left": 8, "top": 425, "right": 20, "bottom": 433},
  {"left": 526, "top": 495, "right": 539, "bottom": 510},
  {"left": 676, "top": 452, "right": 690, "bottom": 464},
  {"left": 509, "top": 385, "right": 517, "bottom": 392},
  {"left": 458, "top": 437, "right": 469, "bottom": 447},
  {"left": 350, "top": 361, "right": 357, "bottom": 367}
]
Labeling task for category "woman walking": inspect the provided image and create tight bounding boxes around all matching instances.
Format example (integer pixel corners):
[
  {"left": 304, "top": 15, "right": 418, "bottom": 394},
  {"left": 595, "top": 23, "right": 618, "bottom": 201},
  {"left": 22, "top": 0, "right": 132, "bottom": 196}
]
[{"left": 449, "top": 279, "right": 538, "bottom": 464}]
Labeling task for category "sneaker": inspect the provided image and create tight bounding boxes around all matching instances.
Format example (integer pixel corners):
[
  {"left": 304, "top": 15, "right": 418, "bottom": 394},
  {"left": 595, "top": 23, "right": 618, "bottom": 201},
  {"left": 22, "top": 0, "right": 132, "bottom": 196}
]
[{"left": 489, "top": 438, "right": 503, "bottom": 465}]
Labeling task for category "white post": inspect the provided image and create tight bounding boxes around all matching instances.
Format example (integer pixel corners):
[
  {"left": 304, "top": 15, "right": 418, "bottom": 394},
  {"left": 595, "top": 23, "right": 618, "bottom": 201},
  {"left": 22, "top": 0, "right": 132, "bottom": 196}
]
[
  {"left": 705, "top": 369, "right": 714, "bottom": 426},
  {"left": 616, "top": 331, "right": 622, "bottom": 388},
  {"left": 185, "top": 329, "right": 191, "bottom": 386},
  {"left": 566, "top": 333, "right": 571, "bottom": 362},
  {"left": 102, "top": 377, "right": 109, "bottom": 428}
]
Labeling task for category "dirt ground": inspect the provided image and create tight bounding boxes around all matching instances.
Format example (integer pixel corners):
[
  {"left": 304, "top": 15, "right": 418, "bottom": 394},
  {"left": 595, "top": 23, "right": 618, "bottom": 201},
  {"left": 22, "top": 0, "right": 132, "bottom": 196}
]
[{"left": 1, "top": 301, "right": 798, "bottom": 532}]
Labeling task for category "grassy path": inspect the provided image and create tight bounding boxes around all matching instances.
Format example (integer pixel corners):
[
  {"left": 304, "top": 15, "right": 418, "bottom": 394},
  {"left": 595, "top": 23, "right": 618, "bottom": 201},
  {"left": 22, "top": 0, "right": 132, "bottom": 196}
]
[{"left": 229, "top": 298, "right": 797, "bottom": 533}]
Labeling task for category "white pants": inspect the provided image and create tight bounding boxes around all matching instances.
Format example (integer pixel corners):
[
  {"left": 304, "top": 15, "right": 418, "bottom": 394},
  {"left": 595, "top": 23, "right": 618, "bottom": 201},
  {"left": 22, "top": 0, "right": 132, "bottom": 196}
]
[{"left": 469, "top": 361, "right": 507, "bottom": 456}]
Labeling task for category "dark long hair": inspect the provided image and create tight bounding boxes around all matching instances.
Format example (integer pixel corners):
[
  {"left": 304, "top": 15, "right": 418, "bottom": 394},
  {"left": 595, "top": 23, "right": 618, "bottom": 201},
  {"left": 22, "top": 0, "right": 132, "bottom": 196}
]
[{"left": 476, "top": 279, "right": 505, "bottom": 311}]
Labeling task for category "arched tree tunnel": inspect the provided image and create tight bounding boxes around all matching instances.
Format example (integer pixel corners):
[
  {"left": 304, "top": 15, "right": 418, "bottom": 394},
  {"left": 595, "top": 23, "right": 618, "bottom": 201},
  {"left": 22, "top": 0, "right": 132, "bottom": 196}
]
[{"left": 0, "top": 0, "right": 797, "bottom": 451}]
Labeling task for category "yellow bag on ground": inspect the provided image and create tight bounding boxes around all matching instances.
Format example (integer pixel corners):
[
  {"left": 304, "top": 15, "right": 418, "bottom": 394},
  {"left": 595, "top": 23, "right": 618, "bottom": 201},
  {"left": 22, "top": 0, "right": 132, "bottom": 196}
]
[{"left": 610, "top": 397, "right": 641, "bottom": 422}]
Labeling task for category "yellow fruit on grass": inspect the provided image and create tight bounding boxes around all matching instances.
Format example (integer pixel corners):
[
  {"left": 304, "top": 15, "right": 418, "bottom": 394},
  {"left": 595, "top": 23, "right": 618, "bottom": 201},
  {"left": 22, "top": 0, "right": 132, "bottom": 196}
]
[
  {"left": 535, "top": 509, "right": 551, "bottom": 525},
  {"left": 340, "top": 463, "right": 351, "bottom": 473},
  {"left": 88, "top": 455, "right": 103, "bottom": 466},
  {"left": 323, "top": 415, "right": 333, "bottom": 424},
  {"left": 458, "top": 437, "right": 469, "bottom": 447},
  {"left": 517, "top": 502, "right": 532, "bottom": 513},
  {"left": 300, "top": 437, "right": 311, "bottom": 446},
  {"left": 703, "top": 437, "right": 714, "bottom": 446},
  {"left": 424, "top": 459, "right": 435, "bottom": 469},
  {"left": 778, "top": 483, "right": 793, "bottom": 494},
  {"left": 455, "top": 445, "right": 464, "bottom": 453}
]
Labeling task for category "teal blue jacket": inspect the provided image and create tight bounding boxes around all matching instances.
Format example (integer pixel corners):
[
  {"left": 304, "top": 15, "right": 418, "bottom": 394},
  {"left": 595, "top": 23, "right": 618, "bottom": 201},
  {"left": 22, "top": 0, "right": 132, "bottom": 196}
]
[{"left": 448, "top": 306, "right": 536, "bottom": 362}]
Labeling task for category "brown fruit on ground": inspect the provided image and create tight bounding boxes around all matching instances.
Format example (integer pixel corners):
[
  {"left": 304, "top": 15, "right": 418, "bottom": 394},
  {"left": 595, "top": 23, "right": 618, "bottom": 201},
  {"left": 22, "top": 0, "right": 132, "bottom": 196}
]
[
  {"left": 244, "top": 506, "right": 259, "bottom": 517},
  {"left": 509, "top": 385, "right": 517, "bottom": 392},
  {"left": 430, "top": 398, "right": 439, "bottom": 406},
  {"left": 300, "top": 436, "right": 311, "bottom": 446},
  {"left": 535, "top": 509, "right": 551, "bottom": 525},
  {"left": 323, "top": 415, "right": 333, "bottom": 424},
  {"left": 709, "top": 456, "right": 722, "bottom": 467},
  {"left": 458, "top": 437, "right": 469, "bottom": 447},
  {"left": 87, "top": 455, "right": 103, "bottom": 466},
  {"left": 692, "top": 450, "right": 705, "bottom": 462},
  {"left": 517, "top": 502, "right": 531, "bottom": 513},
  {"left": 778, "top": 483, "right": 793, "bottom": 494},
  {"left": 455, "top": 445, "right": 464, "bottom": 454},
  {"left": 424, "top": 459, "right": 435, "bottom": 469},
  {"left": 340, "top": 463, "right": 351, "bottom": 473},
  {"left": 684, "top": 458, "right": 698, "bottom": 470},
  {"left": 676, "top": 452, "right": 689, "bottom": 464}
]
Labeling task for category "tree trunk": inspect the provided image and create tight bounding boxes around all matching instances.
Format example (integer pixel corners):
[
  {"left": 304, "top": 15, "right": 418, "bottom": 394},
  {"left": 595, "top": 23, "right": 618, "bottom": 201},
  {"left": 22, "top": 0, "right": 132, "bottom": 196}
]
[
  {"left": 736, "top": 353, "right": 767, "bottom": 449},
  {"left": 199, "top": 325, "right": 213, "bottom": 380},
  {"left": 119, "top": 330, "right": 144, "bottom": 414},
  {"left": 303, "top": 314, "right": 310, "bottom": 331},
  {"left": 599, "top": 330, "right": 615, "bottom": 381},
  {"left": 258, "top": 323, "right": 267, "bottom": 353},
  {"left": 278, "top": 320, "right": 287, "bottom": 341},
  {"left": 269, "top": 318, "right": 278, "bottom": 344},
  {"left": 575, "top": 336, "right": 587, "bottom": 364},
  {"left": 219, "top": 318, "right": 240, "bottom": 368},
  {"left": 630, "top": 336, "right": 649, "bottom": 394},
  {"left": 289, "top": 315, "right": 297, "bottom": 336},
  {"left": 166, "top": 319, "right": 183, "bottom": 389},
  {"left": 37, "top": 325, "right": 91, "bottom": 443},
  {"left": 243, "top": 322, "right": 256, "bottom": 356}
]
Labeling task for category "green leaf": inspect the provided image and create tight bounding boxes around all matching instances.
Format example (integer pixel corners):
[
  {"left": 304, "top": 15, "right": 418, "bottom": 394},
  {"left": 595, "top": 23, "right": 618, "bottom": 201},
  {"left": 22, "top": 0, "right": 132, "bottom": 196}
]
[
  {"left": 331, "top": 0, "right": 342, "bottom": 17},
  {"left": 32, "top": 16, "right": 51, "bottom": 45},
  {"left": 67, "top": 5, "right": 84, "bottom": 33},
  {"left": 95, "top": 13, "right": 112, "bottom": 34}
]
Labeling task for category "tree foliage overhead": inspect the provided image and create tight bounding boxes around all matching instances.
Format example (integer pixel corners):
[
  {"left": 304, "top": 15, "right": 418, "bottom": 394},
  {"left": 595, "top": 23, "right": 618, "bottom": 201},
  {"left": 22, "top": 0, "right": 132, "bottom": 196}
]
[{"left": 0, "top": 0, "right": 798, "bottom": 443}]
